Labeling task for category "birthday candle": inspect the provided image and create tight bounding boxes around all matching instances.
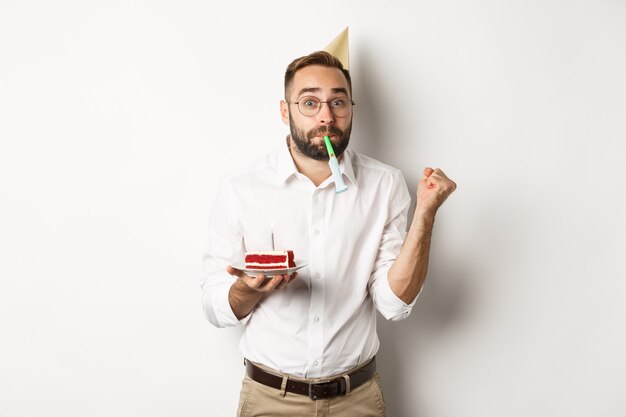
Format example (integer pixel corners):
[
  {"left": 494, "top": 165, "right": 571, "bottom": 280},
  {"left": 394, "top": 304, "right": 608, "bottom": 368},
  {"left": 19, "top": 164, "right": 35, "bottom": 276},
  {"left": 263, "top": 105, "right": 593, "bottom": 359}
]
[{"left": 324, "top": 136, "right": 348, "bottom": 194}]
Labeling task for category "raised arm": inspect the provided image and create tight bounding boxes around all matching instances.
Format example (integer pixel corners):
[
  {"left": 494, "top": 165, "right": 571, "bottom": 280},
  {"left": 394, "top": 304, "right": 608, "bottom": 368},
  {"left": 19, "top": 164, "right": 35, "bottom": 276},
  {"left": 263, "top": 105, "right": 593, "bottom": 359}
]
[{"left": 387, "top": 167, "right": 456, "bottom": 304}]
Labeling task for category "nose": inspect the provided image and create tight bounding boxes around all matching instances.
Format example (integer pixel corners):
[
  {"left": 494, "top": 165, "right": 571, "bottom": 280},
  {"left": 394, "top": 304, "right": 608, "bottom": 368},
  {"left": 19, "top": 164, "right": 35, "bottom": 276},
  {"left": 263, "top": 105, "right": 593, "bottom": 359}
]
[{"left": 316, "top": 102, "right": 335, "bottom": 125}]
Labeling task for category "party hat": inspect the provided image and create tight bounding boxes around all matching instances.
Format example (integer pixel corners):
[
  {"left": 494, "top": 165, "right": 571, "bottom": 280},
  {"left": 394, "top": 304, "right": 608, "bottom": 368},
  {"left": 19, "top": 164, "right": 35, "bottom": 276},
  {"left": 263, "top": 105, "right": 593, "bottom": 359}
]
[{"left": 324, "top": 27, "right": 349, "bottom": 70}]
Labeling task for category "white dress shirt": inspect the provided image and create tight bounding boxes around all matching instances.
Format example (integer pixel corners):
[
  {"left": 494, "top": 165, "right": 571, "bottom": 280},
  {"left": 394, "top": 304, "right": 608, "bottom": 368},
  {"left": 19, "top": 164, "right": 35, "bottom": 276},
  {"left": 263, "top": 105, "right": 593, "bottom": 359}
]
[{"left": 201, "top": 143, "right": 417, "bottom": 378}]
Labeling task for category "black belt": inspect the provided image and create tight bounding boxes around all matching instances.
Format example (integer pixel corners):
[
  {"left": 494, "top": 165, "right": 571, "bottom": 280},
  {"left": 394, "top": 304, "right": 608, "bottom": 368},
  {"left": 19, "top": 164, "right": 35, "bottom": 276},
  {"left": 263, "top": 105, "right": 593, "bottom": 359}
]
[{"left": 245, "top": 357, "right": 376, "bottom": 400}]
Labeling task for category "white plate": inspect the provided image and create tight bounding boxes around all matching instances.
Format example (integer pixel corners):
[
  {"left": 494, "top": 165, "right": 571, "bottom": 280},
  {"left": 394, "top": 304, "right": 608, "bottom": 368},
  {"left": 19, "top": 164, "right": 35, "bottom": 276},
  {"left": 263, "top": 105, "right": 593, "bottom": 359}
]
[{"left": 231, "top": 259, "right": 308, "bottom": 277}]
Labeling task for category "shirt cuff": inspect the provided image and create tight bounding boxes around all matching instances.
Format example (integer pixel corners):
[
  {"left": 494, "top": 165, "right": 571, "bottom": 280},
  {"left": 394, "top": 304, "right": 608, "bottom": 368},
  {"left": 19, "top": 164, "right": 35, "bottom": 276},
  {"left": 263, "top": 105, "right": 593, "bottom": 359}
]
[
  {"left": 376, "top": 274, "right": 419, "bottom": 321},
  {"left": 210, "top": 281, "right": 253, "bottom": 327}
]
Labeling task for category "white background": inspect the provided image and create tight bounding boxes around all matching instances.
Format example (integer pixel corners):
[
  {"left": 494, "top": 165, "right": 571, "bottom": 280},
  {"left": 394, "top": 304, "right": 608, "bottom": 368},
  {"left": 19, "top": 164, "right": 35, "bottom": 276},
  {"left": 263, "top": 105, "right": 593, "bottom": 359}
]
[{"left": 1, "top": 1, "right": 625, "bottom": 416}]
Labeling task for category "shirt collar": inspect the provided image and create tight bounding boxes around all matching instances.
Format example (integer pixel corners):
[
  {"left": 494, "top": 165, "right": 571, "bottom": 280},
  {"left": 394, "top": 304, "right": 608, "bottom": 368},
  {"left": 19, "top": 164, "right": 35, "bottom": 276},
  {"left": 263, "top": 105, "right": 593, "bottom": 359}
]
[
  {"left": 338, "top": 149, "right": 357, "bottom": 188},
  {"left": 276, "top": 140, "right": 300, "bottom": 183},
  {"left": 275, "top": 137, "right": 358, "bottom": 188}
]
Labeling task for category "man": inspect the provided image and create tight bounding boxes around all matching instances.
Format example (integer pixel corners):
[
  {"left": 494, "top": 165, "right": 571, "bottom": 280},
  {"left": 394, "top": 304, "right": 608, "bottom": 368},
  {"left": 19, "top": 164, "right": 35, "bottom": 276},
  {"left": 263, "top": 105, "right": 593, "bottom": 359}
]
[{"left": 201, "top": 50, "right": 456, "bottom": 416}]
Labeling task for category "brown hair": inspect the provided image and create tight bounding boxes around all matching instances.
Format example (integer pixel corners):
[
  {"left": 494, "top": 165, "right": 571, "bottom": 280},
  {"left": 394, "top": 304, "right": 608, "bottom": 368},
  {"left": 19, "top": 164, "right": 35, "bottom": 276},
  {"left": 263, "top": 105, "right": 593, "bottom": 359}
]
[{"left": 284, "top": 51, "right": 352, "bottom": 99}]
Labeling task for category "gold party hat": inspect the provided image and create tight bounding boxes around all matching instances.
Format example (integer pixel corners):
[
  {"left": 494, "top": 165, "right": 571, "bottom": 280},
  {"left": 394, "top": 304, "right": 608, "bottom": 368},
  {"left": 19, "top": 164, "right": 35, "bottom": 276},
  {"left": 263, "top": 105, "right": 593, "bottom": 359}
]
[{"left": 323, "top": 27, "right": 349, "bottom": 70}]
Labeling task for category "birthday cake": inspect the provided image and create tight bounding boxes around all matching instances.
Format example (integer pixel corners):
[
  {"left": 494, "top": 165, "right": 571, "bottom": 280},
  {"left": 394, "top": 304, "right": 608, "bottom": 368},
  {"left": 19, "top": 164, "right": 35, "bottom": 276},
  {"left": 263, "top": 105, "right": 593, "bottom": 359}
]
[{"left": 245, "top": 250, "right": 296, "bottom": 270}]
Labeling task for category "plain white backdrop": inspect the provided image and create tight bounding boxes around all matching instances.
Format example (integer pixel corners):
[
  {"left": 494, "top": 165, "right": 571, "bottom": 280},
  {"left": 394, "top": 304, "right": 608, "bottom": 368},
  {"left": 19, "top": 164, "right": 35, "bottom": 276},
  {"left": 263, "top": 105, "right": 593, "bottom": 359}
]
[{"left": 1, "top": 1, "right": 625, "bottom": 416}]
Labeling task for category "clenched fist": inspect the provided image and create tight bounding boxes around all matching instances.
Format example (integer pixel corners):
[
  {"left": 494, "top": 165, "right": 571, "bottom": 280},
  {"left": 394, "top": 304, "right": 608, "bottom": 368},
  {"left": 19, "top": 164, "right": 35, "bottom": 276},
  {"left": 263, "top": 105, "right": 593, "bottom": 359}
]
[{"left": 416, "top": 167, "right": 456, "bottom": 215}]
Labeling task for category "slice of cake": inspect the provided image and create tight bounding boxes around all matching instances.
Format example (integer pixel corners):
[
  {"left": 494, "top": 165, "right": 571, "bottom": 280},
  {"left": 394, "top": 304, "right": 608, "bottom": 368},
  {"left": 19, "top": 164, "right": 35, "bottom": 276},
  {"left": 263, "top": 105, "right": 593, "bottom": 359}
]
[{"left": 245, "top": 250, "right": 296, "bottom": 270}]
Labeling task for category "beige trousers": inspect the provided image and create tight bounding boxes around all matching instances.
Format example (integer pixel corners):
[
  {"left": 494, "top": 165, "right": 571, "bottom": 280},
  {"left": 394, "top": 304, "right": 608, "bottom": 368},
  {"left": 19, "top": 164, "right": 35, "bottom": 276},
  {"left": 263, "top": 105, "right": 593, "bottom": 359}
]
[{"left": 236, "top": 370, "right": 386, "bottom": 417}]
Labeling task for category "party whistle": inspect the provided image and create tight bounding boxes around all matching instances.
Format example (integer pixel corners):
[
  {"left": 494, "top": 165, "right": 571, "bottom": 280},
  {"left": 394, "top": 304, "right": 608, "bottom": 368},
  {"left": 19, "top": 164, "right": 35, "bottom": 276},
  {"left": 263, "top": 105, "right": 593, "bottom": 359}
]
[{"left": 324, "top": 136, "right": 348, "bottom": 194}]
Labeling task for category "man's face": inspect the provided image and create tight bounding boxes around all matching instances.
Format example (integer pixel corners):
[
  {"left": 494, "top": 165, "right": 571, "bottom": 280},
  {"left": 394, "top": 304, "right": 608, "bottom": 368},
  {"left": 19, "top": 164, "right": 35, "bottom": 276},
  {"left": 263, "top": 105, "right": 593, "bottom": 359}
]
[{"left": 281, "top": 65, "right": 353, "bottom": 160}]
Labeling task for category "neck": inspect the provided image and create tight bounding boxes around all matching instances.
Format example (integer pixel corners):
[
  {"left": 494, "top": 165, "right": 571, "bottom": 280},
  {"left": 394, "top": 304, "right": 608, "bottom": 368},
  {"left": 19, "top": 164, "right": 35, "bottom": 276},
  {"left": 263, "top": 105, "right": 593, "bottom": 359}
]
[{"left": 287, "top": 136, "right": 333, "bottom": 187}]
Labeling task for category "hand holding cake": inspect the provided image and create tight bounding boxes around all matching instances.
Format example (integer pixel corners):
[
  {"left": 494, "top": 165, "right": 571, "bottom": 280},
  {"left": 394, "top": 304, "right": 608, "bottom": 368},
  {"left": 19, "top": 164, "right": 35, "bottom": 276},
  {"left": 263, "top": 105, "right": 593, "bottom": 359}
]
[
  {"left": 226, "top": 262, "right": 297, "bottom": 320},
  {"left": 227, "top": 248, "right": 298, "bottom": 293},
  {"left": 227, "top": 261, "right": 297, "bottom": 293}
]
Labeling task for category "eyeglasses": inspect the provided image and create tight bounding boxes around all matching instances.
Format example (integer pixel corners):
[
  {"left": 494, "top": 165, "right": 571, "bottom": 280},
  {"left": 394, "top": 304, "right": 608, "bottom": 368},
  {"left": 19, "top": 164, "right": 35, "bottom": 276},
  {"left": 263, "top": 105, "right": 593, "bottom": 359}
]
[{"left": 288, "top": 96, "right": 355, "bottom": 118}]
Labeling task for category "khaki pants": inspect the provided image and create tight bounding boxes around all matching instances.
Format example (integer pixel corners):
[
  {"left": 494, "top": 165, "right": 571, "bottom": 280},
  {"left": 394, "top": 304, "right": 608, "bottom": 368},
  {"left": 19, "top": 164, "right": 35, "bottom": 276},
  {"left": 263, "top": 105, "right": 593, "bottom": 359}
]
[{"left": 236, "top": 371, "right": 386, "bottom": 417}]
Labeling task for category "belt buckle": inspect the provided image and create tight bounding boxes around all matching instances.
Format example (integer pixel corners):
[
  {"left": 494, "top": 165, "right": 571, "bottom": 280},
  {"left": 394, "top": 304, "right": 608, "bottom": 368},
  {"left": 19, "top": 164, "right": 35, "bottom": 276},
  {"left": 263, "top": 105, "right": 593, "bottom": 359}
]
[{"left": 308, "top": 380, "right": 340, "bottom": 400}]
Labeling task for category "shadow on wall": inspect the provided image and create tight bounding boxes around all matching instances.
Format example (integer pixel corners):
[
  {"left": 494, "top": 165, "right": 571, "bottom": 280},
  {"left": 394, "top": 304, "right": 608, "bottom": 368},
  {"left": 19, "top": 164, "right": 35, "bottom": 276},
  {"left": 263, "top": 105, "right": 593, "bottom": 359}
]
[
  {"left": 350, "top": 45, "right": 385, "bottom": 161},
  {"left": 376, "top": 256, "right": 472, "bottom": 417},
  {"left": 354, "top": 44, "right": 473, "bottom": 417}
]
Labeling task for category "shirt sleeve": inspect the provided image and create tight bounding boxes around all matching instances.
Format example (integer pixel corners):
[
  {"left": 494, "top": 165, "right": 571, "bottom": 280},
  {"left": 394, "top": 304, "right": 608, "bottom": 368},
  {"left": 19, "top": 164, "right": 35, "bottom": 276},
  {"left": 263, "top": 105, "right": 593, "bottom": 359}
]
[
  {"left": 200, "top": 178, "right": 250, "bottom": 328},
  {"left": 368, "top": 171, "right": 418, "bottom": 321}
]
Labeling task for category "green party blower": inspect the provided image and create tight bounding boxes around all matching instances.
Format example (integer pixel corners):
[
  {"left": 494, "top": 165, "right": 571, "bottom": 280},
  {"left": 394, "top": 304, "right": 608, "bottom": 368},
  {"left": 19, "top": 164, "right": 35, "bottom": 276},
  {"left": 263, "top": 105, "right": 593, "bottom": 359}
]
[{"left": 324, "top": 136, "right": 348, "bottom": 194}]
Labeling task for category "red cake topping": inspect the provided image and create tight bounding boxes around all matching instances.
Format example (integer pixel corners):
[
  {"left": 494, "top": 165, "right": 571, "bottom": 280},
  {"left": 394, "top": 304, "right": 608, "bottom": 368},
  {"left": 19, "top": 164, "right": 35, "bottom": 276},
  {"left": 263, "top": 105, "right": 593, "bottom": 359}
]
[{"left": 245, "top": 250, "right": 295, "bottom": 270}]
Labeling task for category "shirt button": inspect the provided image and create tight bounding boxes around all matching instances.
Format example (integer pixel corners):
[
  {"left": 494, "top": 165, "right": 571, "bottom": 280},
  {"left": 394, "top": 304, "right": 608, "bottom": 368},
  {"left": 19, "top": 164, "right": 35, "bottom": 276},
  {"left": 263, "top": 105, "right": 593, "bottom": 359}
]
[
  {"left": 313, "top": 361, "right": 318, "bottom": 366},
  {"left": 314, "top": 273, "right": 321, "bottom": 280},
  {"left": 314, "top": 316, "right": 320, "bottom": 322},
  {"left": 313, "top": 229, "right": 320, "bottom": 236}
]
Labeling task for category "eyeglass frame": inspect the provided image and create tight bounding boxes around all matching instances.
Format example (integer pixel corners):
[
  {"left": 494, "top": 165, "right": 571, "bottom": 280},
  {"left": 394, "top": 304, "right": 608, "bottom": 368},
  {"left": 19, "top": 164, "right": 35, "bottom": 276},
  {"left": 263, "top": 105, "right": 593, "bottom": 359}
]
[{"left": 287, "top": 96, "right": 356, "bottom": 118}]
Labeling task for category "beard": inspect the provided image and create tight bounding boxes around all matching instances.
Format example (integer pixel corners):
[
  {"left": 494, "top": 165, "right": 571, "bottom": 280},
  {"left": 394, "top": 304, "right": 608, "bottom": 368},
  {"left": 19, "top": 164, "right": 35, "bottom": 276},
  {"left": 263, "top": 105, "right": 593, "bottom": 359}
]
[{"left": 289, "top": 113, "right": 352, "bottom": 161}]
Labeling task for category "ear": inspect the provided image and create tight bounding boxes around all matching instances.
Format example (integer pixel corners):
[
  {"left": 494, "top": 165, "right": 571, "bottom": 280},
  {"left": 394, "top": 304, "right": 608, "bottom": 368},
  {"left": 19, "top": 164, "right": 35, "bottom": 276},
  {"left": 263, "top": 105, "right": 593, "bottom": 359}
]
[{"left": 280, "top": 100, "right": 290, "bottom": 125}]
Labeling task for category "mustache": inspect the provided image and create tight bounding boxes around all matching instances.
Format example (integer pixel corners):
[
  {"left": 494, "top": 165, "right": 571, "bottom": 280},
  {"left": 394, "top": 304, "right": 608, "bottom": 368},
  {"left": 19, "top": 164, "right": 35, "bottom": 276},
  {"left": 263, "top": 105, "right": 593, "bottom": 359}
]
[{"left": 306, "top": 126, "right": 343, "bottom": 140}]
